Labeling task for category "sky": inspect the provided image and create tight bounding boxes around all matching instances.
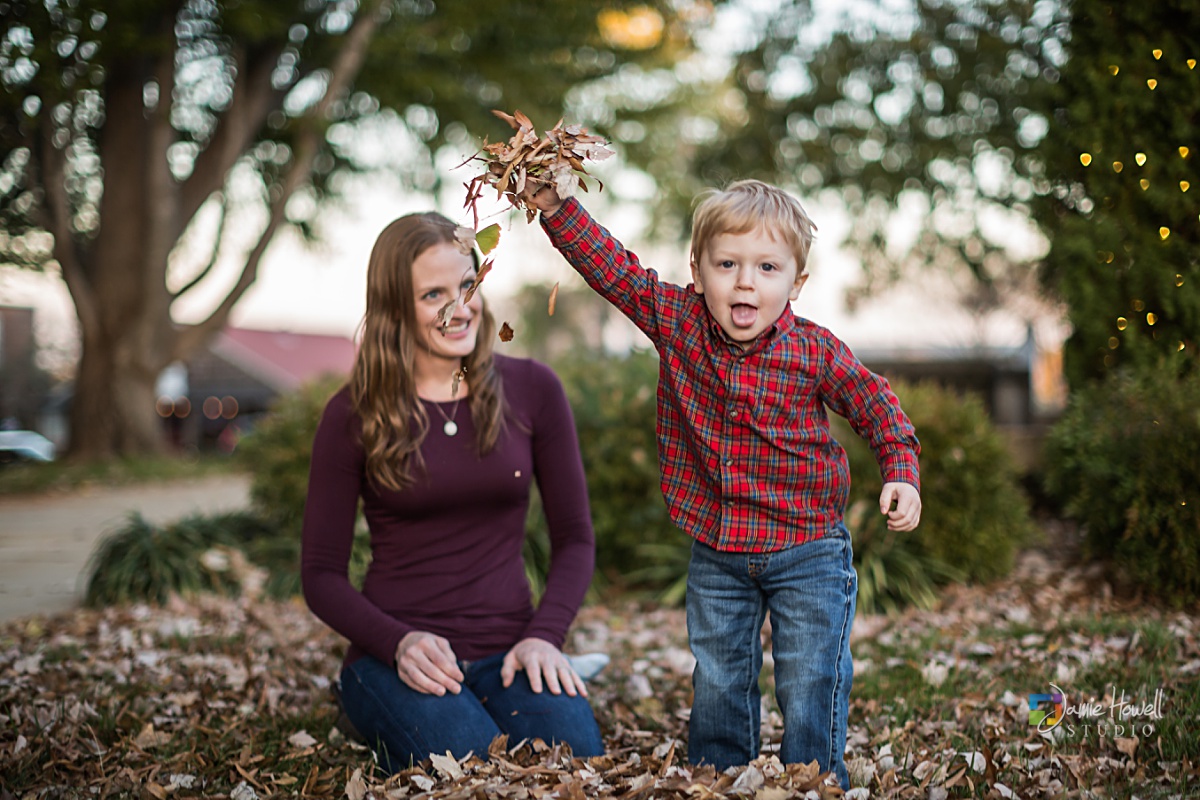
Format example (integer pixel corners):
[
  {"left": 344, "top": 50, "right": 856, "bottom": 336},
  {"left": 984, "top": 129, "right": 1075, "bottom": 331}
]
[{"left": 0, "top": 157, "right": 1047, "bottom": 379}]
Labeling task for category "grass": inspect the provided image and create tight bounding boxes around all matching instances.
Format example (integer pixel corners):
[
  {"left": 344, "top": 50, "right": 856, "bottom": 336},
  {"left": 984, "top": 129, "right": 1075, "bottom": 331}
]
[{"left": 0, "top": 451, "right": 243, "bottom": 496}]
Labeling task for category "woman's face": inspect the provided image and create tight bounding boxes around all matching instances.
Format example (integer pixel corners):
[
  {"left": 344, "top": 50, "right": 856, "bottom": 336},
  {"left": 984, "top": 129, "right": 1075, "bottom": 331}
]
[{"left": 410, "top": 241, "right": 482, "bottom": 365}]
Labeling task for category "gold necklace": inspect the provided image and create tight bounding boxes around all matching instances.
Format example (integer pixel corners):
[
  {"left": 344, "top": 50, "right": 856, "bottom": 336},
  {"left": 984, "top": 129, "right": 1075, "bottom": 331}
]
[{"left": 430, "top": 397, "right": 461, "bottom": 436}]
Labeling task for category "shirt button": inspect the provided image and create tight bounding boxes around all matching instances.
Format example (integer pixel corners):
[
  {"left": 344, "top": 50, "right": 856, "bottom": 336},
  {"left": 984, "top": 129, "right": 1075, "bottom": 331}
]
[
  {"left": 725, "top": 499, "right": 734, "bottom": 507},
  {"left": 729, "top": 409, "right": 739, "bottom": 419},
  {"left": 724, "top": 458, "right": 733, "bottom": 467}
]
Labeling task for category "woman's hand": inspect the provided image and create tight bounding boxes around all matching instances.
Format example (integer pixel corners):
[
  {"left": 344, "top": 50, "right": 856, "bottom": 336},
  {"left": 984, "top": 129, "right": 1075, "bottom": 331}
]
[
  {"left": 394, "top": 631, "right": 464, "bottom": 696},
  {"left": 501, "top": 638, "right": 588, "bottom": 697}
]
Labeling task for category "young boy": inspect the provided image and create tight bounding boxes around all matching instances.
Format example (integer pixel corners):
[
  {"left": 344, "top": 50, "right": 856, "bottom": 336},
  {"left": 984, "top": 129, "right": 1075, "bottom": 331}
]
[{"left": 525, "top": 180, "right": 921, "bottom": 787}]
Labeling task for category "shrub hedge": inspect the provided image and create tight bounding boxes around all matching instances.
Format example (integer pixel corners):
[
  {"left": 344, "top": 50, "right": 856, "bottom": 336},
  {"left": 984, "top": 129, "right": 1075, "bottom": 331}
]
[{"left": 1044, "top": 363, "right": 1200, "bottom": 605}]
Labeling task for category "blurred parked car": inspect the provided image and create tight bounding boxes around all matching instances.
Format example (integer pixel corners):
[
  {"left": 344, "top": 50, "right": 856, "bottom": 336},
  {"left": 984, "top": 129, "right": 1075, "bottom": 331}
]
[{"left": 0, "top": 430, "right": 56, "bottom": 464}]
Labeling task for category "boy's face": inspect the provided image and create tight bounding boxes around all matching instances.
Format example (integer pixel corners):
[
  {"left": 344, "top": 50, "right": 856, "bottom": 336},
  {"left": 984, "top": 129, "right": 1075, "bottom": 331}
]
[{"left": 691, "top": 227, "right": 808, "bottom": 343}]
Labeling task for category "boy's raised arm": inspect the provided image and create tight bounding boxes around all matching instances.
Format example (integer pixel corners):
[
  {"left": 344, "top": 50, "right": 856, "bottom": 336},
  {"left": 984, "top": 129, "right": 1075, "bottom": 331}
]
[{"left": 524, "top": 184, "right": 689, "bottom": 347}]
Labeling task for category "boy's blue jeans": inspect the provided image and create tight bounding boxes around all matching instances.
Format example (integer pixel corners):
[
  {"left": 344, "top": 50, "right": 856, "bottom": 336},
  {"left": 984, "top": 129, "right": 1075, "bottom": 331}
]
[
  {"left": 685, "top": 525, "right": 857, "bottom": 788},
  {"left": 339, "top": 650, "right": 604, "bottom": 773}
]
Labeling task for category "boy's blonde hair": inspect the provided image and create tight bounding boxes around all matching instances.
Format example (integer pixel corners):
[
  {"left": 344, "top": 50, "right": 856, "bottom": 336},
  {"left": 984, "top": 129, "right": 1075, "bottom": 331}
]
[{"left": 690, "top": 179, "right": 817, "bottom": 274}]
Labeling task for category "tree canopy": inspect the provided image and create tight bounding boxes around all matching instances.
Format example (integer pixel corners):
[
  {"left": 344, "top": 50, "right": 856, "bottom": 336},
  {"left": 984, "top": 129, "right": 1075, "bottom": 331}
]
[
  {"left": 0, "top": 0, "right": 698, "bottom": 457},
  {"left": 613, "top": 0, "right": 1196, "bottom": 384}
]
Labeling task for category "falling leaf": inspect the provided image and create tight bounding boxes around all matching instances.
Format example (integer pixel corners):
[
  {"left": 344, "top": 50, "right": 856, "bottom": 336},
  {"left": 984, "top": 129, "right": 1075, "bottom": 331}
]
[
  {"left": 499, "top": 321, "right": 515, "bottom": 342},
  {"left": 462, "top": 259, "right": 493, "bottom": 306},
  {"left": 548, "top": 281, "right": 560, "bottom": 316},
  {"left": 475, "top": 222, "right": 502, "bottom": 255},
  {"left": 451, "top": 365, "right": 468, "bottom": 398},
  {"left": 1116, "top": 737, "right": 1139, "bottom": 758},
  {"left": 453, "top": 226, "right": 476, "bottom": 256},
  {"left": 436, "top": 298, "right": 457, "bottom": 329}
]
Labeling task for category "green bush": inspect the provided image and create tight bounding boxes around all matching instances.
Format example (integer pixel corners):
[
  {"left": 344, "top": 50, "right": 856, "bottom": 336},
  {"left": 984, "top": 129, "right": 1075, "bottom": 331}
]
[
  {"left": 834, "top": 380, "right": 1035, "bottom": 613},
  {"left": 526, "top": 350, "right": 687, "bottom": 595},
  {"left": 1044, "top": 363, "right": 1200, "bottom": 605},
  {"left": 236, "top": 376, "right": 371, "bottom": 593},
  {"left": 237, "top": 376, "right": 344, "bottom": 530},
  {"left": 84, "top": 511, "right": 273, "bottom": 606}
]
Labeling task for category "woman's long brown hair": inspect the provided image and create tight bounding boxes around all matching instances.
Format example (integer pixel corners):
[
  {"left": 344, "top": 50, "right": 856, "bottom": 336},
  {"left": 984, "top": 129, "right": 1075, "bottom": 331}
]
[{"left": 349, "top": 212, "right": 504, "bottom": 492}]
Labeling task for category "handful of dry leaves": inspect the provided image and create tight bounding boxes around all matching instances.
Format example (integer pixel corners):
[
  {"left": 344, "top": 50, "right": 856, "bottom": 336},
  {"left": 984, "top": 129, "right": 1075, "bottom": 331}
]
[{"left": 463, "top": 109, "right": 614, "bottom": 225}]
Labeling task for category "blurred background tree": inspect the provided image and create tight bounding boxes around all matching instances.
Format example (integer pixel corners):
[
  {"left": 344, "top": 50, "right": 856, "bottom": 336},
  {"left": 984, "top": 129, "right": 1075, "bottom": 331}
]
[
  {"left": 0, "top": 0, "right": 708, "bottom": 459},
  {"left": 1033, "top": 2, "right": 1198, "bottom": 384}
]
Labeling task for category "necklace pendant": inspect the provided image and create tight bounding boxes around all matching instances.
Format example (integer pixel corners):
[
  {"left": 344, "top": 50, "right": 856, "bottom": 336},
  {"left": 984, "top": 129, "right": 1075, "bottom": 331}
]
[{"left": 443, "top": 420, "right": 458, "bottom": 436}]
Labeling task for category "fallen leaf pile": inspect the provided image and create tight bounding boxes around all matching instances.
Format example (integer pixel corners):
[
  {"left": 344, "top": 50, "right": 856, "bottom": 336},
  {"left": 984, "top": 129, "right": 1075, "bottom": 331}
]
[{"left": 2, "top": 540, "right": 1197, "bottom": 798}]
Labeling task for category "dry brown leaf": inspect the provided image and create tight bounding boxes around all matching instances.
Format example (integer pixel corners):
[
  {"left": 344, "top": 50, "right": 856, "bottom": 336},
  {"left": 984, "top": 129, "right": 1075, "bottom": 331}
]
[
  {"left": 345, "top": 768, "right": 367, "bottom": 800},
  {"left": 499, "top": 321, "right": 515, "bottom": 342},
  {"left": 288, "top": 730, "right": 317, "bottom": 749},
  {"left": 462, "top": 259, "right": 493, "bottom": 306},
  {"left": 462, "top": 110, "right": 610, "bottom": 225},
  {"left": 431, "top": 751, "right": 466, "bottom": 781},
  {"left": 548, "top": 282, "right": 560, "bottom": 316},
  {"left": 133, "top": 723, "right": 171, "bottom": 750},
  {"left": 436, "top": 298, "right": 457, "bottom": 329},
  {"left": 1116, "top": 736, "right": 1139, "bottom": 758}
]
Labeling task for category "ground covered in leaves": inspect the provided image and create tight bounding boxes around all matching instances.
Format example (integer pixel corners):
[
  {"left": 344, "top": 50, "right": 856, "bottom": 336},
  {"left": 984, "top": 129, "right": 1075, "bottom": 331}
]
[{"left": 2, "top": 546, "right": 1197, "bottom": 800}]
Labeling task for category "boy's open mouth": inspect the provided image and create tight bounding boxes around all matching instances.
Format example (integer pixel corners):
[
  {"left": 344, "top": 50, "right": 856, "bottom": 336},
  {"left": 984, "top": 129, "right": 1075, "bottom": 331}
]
[{"left": 730, "top": 303, "right": 757, "bottom": 328}]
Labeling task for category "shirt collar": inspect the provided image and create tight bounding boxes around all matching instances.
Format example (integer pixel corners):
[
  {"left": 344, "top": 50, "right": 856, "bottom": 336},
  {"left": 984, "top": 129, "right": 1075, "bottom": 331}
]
[{"left": 706, "top": 304, "right": 797, "bottom": 354}]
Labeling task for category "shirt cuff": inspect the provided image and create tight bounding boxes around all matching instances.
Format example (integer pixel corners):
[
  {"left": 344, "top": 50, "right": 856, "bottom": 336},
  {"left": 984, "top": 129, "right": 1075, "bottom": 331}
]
[{"left": 538, "top": 196, "right": 584, "bottom": 236}]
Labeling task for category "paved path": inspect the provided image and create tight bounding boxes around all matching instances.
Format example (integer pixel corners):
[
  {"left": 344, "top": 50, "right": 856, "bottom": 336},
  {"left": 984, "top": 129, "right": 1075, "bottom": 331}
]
[{"left": 0, "top": 475, "right": 251, "bottom": 624}]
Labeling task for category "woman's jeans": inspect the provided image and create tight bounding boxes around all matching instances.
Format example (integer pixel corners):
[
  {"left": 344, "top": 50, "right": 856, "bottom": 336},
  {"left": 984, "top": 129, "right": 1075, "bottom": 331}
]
[
  {"left": 685, "top": 526, "right": 857, "bottom": 788},
  {"left": 339, "top": 650, "right": 604, "bottom": 773}
]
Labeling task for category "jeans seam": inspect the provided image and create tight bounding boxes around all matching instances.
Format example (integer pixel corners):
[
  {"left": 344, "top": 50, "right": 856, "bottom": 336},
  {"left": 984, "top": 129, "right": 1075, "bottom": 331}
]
[{"left": 825, "top": 540, "right": 854, "bottom": 772}]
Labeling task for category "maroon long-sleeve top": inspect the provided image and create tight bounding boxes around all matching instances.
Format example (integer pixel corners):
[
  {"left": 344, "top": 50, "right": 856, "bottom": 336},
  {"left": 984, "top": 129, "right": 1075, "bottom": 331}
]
[{"left": 301, "top": 355, "right": 596, "bottom": 669}]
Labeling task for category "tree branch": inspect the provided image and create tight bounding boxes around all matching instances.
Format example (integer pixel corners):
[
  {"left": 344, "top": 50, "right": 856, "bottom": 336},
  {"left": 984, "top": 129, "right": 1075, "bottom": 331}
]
[
  {"left": 171, "top": 190, "right": 228, "bottom": 301},
  {"left": 177, "top": 42, "right": 286, "bottom": 240},
  {"left": 173, "top": 0, "right": 389, "bottom": 359}
]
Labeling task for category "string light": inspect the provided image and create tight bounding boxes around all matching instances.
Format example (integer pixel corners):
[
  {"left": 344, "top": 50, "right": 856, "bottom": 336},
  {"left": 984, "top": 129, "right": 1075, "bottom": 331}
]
[
  {"left": 1117, "top": 317, "right": 1128, "bottom": 330},
  {"left": 1153, "top": 49, "right": 1163, "bottom": 59},
  {"left": 1147, "top": 78, "right": 1158, "bottom": 90},
  {"left": 1113, "top": 161, "right": 1124, "bottom": 172},
  {"left": 1108, "top": 337, "right": 1120, "bottom": 349},
  {"left": 1133, "top": 299, "right": 1145, "bottom": 311},
  {"left": 1181, "top": 147, "right": 1190, "bottom": 158},
  {"left": 1080, "top": 153, "right": 1093, "bottom": 166},
  {"left": 1177, "top": 275, "right": 1186, "bottom": 287},
  {"left": 1147, "top": 312, "right": 1158, "bottom": 325},
  {"left": 1182, "top": 181, "right": 1191, "bottom": 192},
  {"left": 1108, "top": 64, "right": 1120, "bottom": 75},
  {"left": 1189, "top": 59, "right": 1196, "bottom": 69},
  {"left": 1160, "top": 227, "right": 1171, "bottom": 239},
  {"left": 1140, "top": 179, "right": 1151, "bottom": 190},
  {"left": 1135, "top": 152, "right": 1147, "bottom": 166}
]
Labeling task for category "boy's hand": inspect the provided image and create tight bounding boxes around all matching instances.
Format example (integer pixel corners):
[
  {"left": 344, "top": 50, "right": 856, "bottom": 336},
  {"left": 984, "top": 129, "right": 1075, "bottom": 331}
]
[
  {"left": 879, "top": 482, "right": 921, "bottom": 531},
  {"left": 521, "top": 181, "right": 564, "bottom": 217}
]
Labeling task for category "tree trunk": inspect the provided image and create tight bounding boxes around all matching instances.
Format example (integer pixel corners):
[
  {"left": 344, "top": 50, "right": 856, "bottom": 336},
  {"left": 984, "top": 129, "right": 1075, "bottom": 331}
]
[{"left": 69, "top": 325, "right": 170, "bottom": 459}]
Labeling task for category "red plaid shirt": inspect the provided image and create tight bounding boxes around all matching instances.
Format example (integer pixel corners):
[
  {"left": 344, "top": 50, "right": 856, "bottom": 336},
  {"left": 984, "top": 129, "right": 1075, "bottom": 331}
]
[{"left": 541, "top": 198, "right": 920, "bottom": 552}]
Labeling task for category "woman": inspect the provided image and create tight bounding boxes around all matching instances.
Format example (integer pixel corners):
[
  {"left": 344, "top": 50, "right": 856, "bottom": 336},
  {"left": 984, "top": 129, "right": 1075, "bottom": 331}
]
[{"left": 301, "top": 211, "right": 603, "bottom": 772}]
